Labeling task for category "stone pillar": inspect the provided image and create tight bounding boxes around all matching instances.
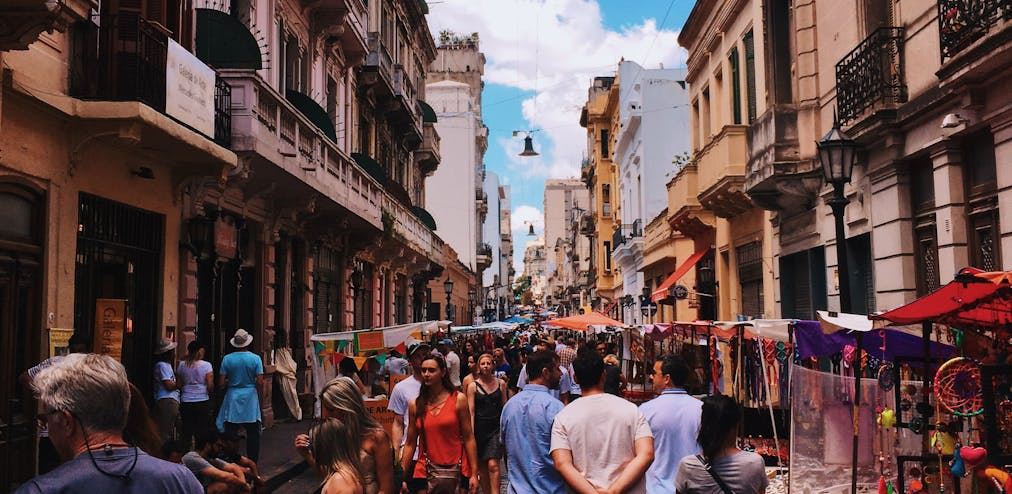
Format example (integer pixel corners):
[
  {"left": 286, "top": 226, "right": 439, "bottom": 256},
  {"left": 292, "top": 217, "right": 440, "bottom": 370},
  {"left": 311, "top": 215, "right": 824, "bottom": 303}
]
[
  {"left": 930, "top": 142, "right": 969, "bottom": 282},
  {"left": 343, "top": 261, "right": 355, "bottom": 329},
  {"left": 992, "top": 118, "right": 1012, "bottom": 269},
  {"left": 260, "top": 241, "right": 277, "bottom": 428},
  {"left": 372, "top": 267, "right": 382, "bottom": 328},
  {"left": 869, "top": 162, "right": 918, "bottom": 310}
]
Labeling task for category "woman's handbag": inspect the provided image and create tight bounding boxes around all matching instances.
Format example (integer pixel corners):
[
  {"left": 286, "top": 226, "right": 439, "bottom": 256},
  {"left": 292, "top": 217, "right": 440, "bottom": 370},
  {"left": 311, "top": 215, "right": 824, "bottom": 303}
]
[{"left": 423, "top": 460, "right": 462, "bottom": 493}]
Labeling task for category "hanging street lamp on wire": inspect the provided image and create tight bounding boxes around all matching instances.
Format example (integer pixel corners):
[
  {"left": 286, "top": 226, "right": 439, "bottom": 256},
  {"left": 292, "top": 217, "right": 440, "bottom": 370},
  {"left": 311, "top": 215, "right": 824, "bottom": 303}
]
[{"left": 513, "top": 130, "right": 540, "bottom": 157}]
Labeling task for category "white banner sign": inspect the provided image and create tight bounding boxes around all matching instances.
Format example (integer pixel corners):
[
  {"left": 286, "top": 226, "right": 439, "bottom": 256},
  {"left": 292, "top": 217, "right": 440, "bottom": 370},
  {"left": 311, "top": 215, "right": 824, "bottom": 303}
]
[{"left": 165, "top": 39, "right": 216, "bottom": 138}]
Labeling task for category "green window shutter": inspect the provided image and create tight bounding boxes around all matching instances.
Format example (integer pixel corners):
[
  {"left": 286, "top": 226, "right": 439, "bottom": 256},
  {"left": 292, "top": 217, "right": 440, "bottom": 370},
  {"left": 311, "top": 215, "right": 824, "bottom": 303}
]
[
  {"left": 729, "top": 47, "right": 742, "bottom": 125},
  {"left": 743, "top": 30, "right": 757, "bottom": 123}
]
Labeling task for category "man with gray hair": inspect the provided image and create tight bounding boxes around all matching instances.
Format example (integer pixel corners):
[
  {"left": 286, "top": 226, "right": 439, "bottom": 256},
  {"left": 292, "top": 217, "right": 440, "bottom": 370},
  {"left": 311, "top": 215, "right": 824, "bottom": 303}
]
[{"left": 15, "top": 353, "right": 202, "bottom": 493}]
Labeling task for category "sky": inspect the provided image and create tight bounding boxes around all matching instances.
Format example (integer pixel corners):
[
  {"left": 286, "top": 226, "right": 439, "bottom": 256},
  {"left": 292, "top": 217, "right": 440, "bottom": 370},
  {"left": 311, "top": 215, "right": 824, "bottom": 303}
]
[{"left": 426, "top": 0, "right": 695, "bottom": 275}]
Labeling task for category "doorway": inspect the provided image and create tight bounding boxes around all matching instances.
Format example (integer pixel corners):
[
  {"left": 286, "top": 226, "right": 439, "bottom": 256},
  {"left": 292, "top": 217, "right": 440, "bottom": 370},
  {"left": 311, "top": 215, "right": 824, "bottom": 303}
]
[
  {"left": 74, "top": 194, "right": 164, "bottom": 403},
  {"left": 0, "top": 183, "right": 43, "bottom": 490}
]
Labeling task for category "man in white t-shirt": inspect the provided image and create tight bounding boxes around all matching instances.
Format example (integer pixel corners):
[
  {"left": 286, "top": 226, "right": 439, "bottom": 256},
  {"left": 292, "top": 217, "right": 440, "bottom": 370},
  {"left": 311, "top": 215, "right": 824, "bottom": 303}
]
[
  {"left": 437, "top": 339, "right": 461, "bottom": 389},
  {"left": 387, "top": 342, "right": 430, "bottom": 493},
  {"left": 550, "top": 347, "right": 654, "bottom": 493}
]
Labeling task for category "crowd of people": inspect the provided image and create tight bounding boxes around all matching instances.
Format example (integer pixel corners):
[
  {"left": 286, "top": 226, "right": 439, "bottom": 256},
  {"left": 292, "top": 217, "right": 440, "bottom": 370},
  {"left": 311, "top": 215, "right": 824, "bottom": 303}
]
[
  {"left": 303, "top": 328, "right": 770, "bottom": 494},
  {"left": 16, "top": 329, "right": 269, "bottom": 493},
  {"left": 14, "top": 326, "right": 770, "bottom": 494}
]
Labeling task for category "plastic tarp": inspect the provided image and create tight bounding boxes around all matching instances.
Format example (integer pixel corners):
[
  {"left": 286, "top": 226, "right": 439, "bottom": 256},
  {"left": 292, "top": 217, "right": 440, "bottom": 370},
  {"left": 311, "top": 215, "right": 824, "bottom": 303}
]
[
  {"left": 273, "top": 347, "right": 303, "bottom": 420},
  {"left": 791, "top": 365, "right": 933, "bottom": 493},
  {"left": 502, "top": 315, "right": 533, "bottom": 324}
]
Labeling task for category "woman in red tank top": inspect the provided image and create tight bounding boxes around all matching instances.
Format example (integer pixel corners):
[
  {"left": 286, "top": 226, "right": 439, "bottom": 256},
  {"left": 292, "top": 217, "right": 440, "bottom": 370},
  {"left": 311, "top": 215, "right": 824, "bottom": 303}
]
[{"left": 400, "top": 354, "right": 479, "bottom": 494}]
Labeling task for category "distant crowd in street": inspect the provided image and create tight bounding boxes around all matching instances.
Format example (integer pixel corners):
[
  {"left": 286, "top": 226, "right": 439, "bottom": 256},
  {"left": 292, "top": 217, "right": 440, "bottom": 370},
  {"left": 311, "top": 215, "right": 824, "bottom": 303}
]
[{"left": 15, "top": 325, "right": 769, "bottom": 494}]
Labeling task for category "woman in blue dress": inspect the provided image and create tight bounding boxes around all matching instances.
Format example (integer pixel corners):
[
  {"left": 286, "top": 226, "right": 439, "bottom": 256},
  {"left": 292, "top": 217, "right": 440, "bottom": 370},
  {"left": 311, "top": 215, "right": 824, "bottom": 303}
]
[{"left": 216, "top": 328, "right": 264, "bottom": 462}]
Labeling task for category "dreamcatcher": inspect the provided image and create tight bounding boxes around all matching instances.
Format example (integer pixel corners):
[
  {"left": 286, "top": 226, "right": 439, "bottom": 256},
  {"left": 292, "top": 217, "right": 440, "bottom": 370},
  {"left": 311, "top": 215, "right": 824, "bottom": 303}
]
[{"left": 934, "top": 357, "right": 985, "bottom": 418}]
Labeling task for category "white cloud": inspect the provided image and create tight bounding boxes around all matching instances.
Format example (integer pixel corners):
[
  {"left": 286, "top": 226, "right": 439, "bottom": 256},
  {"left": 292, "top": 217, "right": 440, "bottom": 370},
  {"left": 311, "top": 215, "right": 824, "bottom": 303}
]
[{"left": 428, "top": 0, "right": 687, "bottom": 180}]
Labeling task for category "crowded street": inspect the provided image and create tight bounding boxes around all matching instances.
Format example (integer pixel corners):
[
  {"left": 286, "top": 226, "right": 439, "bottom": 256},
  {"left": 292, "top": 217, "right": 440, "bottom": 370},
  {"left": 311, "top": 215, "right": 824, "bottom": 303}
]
[{"left": 2, "top": 0, "right": 1012, "bottom": 493}]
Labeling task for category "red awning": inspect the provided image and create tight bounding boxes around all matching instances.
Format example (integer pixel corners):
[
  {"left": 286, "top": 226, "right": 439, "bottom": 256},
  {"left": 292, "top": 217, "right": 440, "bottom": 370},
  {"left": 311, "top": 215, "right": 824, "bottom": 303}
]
[
  {"left": 874, "top": 267, "right": 1012, "bottom": 328},
  {"left": 651, "top": 247, "right": 710, "bottom": 302}
]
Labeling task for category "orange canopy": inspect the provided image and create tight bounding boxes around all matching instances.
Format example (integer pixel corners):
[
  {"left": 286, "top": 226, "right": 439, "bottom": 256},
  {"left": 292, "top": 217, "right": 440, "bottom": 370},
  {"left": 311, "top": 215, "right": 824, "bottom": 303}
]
[
  {"left": 651, "top": 247, "right": 710, "bottom": 302},
  {"left": 548, "top": 312, "right": 625, "bottom": 331}
]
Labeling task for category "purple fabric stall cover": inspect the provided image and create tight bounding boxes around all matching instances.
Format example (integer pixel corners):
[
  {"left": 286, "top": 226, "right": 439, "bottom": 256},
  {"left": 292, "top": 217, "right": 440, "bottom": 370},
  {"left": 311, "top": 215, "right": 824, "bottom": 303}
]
[{"left": 793, "top": 321, "right": 955, "bottom": 360}]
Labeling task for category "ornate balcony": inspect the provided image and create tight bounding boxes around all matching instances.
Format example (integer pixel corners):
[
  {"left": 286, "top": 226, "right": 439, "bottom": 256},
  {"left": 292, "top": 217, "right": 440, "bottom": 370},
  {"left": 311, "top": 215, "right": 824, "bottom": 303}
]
[
  {"left": 936, "top": 0, "right": 1012, "bottom": 82},
  {"left": 666, "top": 163, "right": 713, "bottom": 237},
  {"left": 416, "top": 122, "right": 441, "bottom": 175},
  {"left": 304, "top": 0, "right": 367, "bottom": 62},
  {"left": 579, "top": 211, "right": 595, "bottom": 236},
  {"left": 835, "top": 27, "right": 906, "bottom": 127},
  {"left": 696, "top": 125, "right": 752, "bottom": 218},
  {"left": 221, "top": 71, "right": 440, "bottom": 261},
  {"left": 476, "top": 243, "right": 493, "bottom": 270},
  {"left": 362, "top": 32, "right": 396, "bottom": 95},
  {"left": 476, "top": 190, "right": 488, "bottom": 217},
  {"left": 744, "top": 106, "right": 822, "bottom": 213},
  {"left": 939, "top": 0, "right": 1010, "bottom": 60}
]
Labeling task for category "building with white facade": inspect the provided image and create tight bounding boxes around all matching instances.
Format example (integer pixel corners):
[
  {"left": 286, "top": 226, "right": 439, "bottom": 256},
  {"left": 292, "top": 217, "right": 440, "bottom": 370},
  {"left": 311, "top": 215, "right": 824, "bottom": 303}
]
[
  {"left": 523, "top": 237, "right": 548, "bottom": 306},
  {"left": 482, "top": 171, "right": 511, "bottom": 319},
  {"left": 543, "top": 179, "right": 590, "bottom": 311},
  {"left": 499, "top": 185, "right": 514, "bottom": 314},
  {"left": 425, "top": 33, "right": 489, "bottom": 276},
  {"left": 612, "top": 61, "right": 691, "bottom": 324}
]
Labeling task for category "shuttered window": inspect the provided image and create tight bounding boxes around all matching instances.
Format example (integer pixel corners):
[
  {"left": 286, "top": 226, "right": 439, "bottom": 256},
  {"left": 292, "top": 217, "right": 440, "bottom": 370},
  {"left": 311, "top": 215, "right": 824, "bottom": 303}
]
[
  {"left": 314, "top": 245, "right": 342, "bottom": 333},
  {"left": 728, "top": 47, "right": 742, "bottom": 125},
  {"left": 743, "top": 30, "right": 757, "bottom": 123},
  {"left": 737, "top": 241, "right": 764, "bottom": 318}
]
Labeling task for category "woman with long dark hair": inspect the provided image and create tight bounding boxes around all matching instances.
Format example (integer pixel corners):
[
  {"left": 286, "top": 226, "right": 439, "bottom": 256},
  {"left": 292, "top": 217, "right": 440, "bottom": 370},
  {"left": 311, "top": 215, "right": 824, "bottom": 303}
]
[
  {"left": 177, "top": 340, "right": 213, "bottom": 449},
  {"left": 465, "top": 353, "right": 505, "bottom": 494},
  {"left": 675, "top": 395, "right": 767, "bottom": 493},
  {"left": 295, "top": 377, "right": 393, "bottom": 494},
  {"left": 309, "top": 417, "right": 365, "bottom": 494},
  {"left": 400, "top": 355, "right": 479, "bottom": 494},
  {"left": 125, "top": 383, "right": 164, "bottom": 457}
]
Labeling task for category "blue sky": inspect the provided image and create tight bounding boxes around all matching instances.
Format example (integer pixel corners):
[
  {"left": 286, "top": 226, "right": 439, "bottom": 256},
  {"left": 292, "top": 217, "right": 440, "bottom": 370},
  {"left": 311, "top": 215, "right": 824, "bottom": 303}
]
[{"left": 427, "top": 0, "right": 695, "bottom": 272}]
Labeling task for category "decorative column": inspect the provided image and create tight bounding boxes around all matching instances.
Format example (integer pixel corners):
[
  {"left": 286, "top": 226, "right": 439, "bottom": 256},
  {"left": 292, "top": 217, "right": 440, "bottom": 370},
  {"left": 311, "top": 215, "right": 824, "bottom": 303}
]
[
  {"left": 992, "top": 117, "right": 1012, "bottom": 269},
  {"left": 869, "top": 162, "right": 919, "bottom": 309},
  {"left": 930, "top": 142, "right": 969, "bottom": 282}
]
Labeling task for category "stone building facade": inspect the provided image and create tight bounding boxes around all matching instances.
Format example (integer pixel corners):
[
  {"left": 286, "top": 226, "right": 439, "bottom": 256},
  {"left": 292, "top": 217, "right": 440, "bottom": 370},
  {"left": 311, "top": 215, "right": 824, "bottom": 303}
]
[
  {"left": 0, "top": 0, "right": 460, "bottom": 484},
  {"left": 677, "top": 0, "right": 1012, "bottom": 321}
]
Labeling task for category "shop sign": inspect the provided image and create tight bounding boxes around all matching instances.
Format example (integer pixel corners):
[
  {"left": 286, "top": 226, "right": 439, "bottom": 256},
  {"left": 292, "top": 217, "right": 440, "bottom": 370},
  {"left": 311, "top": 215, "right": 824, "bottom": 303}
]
[
  {"left": 166, "top": 39, "right": 216, "bottom": 138},
  {"left": 355, "top": 331, "right": 385, "bottom": 353},
  {"left": 364, "top": 398, "right": 395, "bottom": 436},
  {"left": 93, "top": 299, "right": 127, "bottom": 362},
  {"left": 48, "top": 328, "right": 75, "bottom": 358},
  {"left": 214, "top": 217, "right": 237, "bottom": 259}
]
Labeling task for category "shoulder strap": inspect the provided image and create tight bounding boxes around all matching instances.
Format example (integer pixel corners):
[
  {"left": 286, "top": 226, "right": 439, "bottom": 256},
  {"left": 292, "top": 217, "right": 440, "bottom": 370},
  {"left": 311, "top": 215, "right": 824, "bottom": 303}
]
[{"left": 696, "top": 455, "right": 734, "bottom": 494}]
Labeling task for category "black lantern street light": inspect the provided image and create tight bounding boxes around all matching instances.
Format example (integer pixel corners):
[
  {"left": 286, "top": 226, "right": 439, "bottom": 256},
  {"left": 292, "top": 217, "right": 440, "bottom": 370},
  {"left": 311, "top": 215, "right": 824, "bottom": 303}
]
[
  {"left": 443, "top": 277, "right": 454, "bottom": 320},
  {"left": 817, "top": 114, "right": 861, "bottom": 494}
]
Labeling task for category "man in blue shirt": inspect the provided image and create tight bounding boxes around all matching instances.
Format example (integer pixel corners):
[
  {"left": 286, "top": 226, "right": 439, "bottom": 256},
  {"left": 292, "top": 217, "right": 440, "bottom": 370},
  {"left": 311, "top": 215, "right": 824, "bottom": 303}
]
[
  {"left": 639, "top": 354, "right": 703, "bottom": 493},
  {"left": 500, "top": 350, "right": 566, "bottom": 494}
]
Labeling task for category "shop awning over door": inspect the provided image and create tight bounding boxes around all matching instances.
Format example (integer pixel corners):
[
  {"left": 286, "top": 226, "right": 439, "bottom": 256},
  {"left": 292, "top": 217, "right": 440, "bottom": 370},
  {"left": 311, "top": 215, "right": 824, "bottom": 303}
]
[
  {"left": 651, "top": 247, "right": 710, "bottom": 302},
  {"left": 195, "top": 9, "right": 263, "bottom": 70}
]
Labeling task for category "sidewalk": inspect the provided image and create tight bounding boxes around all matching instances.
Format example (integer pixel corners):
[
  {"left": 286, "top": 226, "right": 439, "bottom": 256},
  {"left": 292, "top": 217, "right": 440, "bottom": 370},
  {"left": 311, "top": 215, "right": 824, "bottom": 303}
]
[{"left": 256, "top": 420, "right": 310, "bottom": 492}]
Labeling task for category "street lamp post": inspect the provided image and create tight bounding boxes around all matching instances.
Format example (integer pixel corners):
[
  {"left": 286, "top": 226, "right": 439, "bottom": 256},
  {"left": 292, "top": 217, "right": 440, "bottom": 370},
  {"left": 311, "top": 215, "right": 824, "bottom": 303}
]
[
  {"left": 817, "top": 115, "right": 860, "bottom": 494},
  {"left": 443, "top": 277, "right": 454, "bottom": 321}
]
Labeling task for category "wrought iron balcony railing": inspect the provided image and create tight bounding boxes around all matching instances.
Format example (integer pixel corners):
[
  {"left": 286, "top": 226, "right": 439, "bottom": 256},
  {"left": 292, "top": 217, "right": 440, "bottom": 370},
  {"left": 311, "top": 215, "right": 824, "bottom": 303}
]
[
  {"left": 71, "top": 14, "right": 232, "bottom": 147},
  {"left": 835, "top": 27, "right": 907, "bottom": 125},
  {"left": 612, "top": 220, "right": 643, "bottom": 247},
  {"left": 938, "top": 0, "right": 1011, "bottom": 61}
]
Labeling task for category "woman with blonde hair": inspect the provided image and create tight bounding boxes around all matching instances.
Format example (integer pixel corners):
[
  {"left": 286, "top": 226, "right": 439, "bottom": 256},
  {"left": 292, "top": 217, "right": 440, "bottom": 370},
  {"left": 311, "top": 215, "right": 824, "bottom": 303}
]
[
  {"left": 296, "top": 377, "right": 394, "bottom": 494},
  {"left": 309, "top": 417, "right": 365, "bottom": 494},
  {"left": 465, "top": 353, "right": 506, "bottom": 494}
]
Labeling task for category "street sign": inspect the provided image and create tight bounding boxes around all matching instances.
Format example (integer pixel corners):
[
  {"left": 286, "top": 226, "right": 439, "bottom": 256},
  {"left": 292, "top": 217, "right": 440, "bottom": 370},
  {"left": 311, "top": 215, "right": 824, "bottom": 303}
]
[{"left": 671, "top": 284, "right": 689, "bottom": 300}]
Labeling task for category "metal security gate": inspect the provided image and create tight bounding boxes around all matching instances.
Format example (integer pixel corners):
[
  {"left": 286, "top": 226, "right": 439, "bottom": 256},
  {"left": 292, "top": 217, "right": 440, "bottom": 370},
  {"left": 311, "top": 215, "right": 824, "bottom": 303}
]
[{"left": 75, "top": 193, "right": 164, "bottom": 399}]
